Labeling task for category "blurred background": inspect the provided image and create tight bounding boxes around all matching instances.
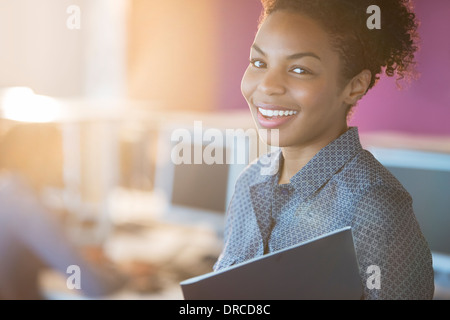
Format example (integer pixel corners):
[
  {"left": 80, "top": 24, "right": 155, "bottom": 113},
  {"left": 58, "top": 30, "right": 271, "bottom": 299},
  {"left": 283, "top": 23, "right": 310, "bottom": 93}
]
[{"left": 0, "top": 0, "right": 449, "bottom": 299}]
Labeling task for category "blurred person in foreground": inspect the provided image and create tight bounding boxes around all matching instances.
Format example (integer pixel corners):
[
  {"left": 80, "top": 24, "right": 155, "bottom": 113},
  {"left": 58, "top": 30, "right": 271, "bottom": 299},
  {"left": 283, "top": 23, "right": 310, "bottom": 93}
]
[{"left": 0, "top": 123, "right": 126, "bottom": 299}]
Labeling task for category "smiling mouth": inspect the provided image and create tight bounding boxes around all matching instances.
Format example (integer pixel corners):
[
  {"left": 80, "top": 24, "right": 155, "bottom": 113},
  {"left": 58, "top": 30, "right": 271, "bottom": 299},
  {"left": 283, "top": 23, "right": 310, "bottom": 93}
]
[{"left": 257, "top": 107, "right": 298, "bottom": 119}]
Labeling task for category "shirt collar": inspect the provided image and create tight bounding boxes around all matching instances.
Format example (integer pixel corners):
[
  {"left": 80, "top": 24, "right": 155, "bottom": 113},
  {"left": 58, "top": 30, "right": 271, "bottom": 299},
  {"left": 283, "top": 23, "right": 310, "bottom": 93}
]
[
  {"left": 287, "top": 127, "right": 362, "bottom": 200},
  {"left": 248, "top": 127, "right": 362, "bottom": 245},
  {"left": 249, "top": 127, "right": 362, "bottom": 195}
]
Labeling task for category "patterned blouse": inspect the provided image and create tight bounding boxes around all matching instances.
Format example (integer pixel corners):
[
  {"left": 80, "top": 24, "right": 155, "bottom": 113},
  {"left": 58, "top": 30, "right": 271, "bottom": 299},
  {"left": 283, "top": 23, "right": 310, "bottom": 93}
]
[{"left": 214, "top": 127, "right": 435, "bottom": 299}]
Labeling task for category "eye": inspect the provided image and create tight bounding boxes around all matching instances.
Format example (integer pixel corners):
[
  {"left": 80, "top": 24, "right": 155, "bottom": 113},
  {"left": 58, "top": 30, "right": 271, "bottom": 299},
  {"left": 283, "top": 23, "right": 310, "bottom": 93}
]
[
  {"left": 291, "top": 66, "right": 311, "bottom": 75},
  {"left": 250, "top": 59, "right": 266, "bottom": 69}
]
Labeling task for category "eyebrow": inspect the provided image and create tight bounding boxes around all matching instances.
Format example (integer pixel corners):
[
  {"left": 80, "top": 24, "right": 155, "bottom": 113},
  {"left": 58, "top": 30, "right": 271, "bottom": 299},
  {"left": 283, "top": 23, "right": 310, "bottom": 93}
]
[{"left": 252, "top": 44, "right": 321, "bottom": 61}]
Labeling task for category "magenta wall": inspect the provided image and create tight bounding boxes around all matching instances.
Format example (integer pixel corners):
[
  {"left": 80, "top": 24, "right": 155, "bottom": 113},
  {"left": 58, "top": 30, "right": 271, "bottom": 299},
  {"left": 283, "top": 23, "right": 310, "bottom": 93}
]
[
  {"left": 216, "top": 0, "right": 262, "bottom": 112},
  {"left": 350, "top": 0, "right": 450, "bottom": 135},
  {"left": 217, "top": 0, "right": 450, "bottom": 135}
]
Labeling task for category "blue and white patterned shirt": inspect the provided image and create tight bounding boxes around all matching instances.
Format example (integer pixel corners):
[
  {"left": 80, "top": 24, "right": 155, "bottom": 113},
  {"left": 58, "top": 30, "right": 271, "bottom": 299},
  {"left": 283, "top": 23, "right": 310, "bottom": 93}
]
[{"left": 214, "top": 127, "right": 434, "bottom": 299}]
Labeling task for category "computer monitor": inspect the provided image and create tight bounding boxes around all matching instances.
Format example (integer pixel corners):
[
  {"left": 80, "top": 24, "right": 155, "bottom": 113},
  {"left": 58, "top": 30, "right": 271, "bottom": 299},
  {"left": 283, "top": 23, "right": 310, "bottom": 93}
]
[{"left": 153, "top": 122, "right": 252, "bottom": 233}]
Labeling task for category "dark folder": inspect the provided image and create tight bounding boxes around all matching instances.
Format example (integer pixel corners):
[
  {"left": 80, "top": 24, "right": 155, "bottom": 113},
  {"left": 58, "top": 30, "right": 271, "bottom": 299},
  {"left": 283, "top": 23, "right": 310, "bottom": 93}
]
[{"left": 180, "top": 226, "right": 363, "bottom": 300}]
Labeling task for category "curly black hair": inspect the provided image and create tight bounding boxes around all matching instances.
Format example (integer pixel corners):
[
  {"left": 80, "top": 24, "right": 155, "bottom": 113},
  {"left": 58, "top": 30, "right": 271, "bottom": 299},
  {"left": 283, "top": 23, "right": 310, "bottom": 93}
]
[{"left": 260, "top": 0, "right": 420, "bottom": 92}]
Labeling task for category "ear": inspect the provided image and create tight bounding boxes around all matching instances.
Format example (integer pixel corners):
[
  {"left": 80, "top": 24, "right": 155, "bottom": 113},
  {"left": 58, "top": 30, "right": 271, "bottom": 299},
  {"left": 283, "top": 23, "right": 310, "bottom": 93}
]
[{"left": 342, "top": 69, "right": 372, "bottom": 106}]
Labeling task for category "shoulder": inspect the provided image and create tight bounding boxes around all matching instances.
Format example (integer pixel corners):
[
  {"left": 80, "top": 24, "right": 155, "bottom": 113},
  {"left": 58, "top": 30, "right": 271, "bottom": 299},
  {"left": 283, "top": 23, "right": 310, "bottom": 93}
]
[
  {"left": 333, "top": 149, "right": 415, "bottom": 225},
  {"left": 0, "top": 173, "right": 33, "bottom": 200},
  {"left": 336, "top": 149, "right": 408, "bottom": 194},
  {"left": 339, "top": 150, "right": 421, "bottom": 244},
  {"left": 0, "top": 173, "right": 44, "bottom": 223}
]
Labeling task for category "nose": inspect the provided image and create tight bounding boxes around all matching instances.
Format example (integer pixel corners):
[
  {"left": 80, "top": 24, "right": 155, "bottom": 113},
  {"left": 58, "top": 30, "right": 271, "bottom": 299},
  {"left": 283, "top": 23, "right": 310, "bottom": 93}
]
[{"left": 258, "top": 69, "right": 286, "bottom": 96}]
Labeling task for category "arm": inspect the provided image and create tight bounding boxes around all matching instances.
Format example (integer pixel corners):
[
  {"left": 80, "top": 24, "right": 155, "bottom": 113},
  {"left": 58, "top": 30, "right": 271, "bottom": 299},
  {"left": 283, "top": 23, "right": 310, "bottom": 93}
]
[{"left": 351, "top": 184, "right": 435, "bottom": 300}]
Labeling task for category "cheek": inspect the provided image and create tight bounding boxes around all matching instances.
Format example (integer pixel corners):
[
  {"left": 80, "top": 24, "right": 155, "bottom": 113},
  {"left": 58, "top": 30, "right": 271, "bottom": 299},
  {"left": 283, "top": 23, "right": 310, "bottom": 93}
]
[
  {"left": 291, "top": 78, "right": 335, "bottom": 112},
  {"left": 240, "top": 67, "right": 256, "bottom": 103}
]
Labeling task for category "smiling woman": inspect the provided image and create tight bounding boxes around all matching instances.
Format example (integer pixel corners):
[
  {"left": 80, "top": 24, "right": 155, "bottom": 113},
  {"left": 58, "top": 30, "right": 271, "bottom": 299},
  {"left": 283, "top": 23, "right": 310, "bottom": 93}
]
[
  {"left": 214, "top": 0, "right": 435, "bottom": 300},
  {"left": 242, "top": 11, "right": 362, "bottom": 165}
]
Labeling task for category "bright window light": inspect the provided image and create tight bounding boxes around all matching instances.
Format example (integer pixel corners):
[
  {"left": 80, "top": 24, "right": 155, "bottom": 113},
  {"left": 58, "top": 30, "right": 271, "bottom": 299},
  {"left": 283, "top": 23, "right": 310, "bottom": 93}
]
[{"left": 1, "top": 87, "right": 62, "bottom": 123}]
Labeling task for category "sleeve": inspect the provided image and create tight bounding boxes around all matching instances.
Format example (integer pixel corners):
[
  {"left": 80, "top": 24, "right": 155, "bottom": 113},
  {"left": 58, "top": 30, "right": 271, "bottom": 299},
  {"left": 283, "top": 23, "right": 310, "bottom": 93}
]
[
  {"left": 212, "top": 164, "right": 266, "bottom": 271},
  {"left": 351, "top": 184, "right": 435, "bottom": 300},
  {"left": 213, "top": 186, "right": 239, "bottom": 271}
]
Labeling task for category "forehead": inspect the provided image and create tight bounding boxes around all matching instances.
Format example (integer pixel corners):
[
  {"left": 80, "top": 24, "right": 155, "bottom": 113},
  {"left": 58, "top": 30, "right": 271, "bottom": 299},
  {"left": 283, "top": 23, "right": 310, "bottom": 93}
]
[{"left": 253, "top": 10, "right": 334, "bottom": 58}]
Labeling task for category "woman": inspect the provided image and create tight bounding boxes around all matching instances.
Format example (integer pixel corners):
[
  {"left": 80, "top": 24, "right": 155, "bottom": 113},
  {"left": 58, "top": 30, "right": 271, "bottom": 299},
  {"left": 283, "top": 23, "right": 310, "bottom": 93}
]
[{"left": 214, "top": 0, "right": 434, "bottom": 300}]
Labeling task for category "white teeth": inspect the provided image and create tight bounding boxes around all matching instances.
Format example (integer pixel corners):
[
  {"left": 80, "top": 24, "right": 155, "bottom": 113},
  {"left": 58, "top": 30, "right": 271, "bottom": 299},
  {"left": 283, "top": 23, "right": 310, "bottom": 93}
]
[{"left": 258, "top": 108, "right": 298, "bottom": 117}]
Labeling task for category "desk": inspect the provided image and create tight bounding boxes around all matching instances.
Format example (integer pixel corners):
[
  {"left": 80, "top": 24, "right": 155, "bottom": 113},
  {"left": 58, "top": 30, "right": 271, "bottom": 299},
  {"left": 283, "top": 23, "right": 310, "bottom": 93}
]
[{"left": 40, "top": 206, "right": 223, "bottom": 300}]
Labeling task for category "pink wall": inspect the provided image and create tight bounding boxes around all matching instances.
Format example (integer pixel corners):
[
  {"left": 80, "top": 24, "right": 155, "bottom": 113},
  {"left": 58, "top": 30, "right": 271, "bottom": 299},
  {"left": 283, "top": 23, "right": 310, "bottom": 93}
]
[
  {"left": 217, "top": 0, "right": 450, "bottom": 136},
  {"left": 216, "top": 0, "right": 262, "bottom": 111},
  {"left": 350, "top": 0, "right": 450, "bottom": 135}
]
